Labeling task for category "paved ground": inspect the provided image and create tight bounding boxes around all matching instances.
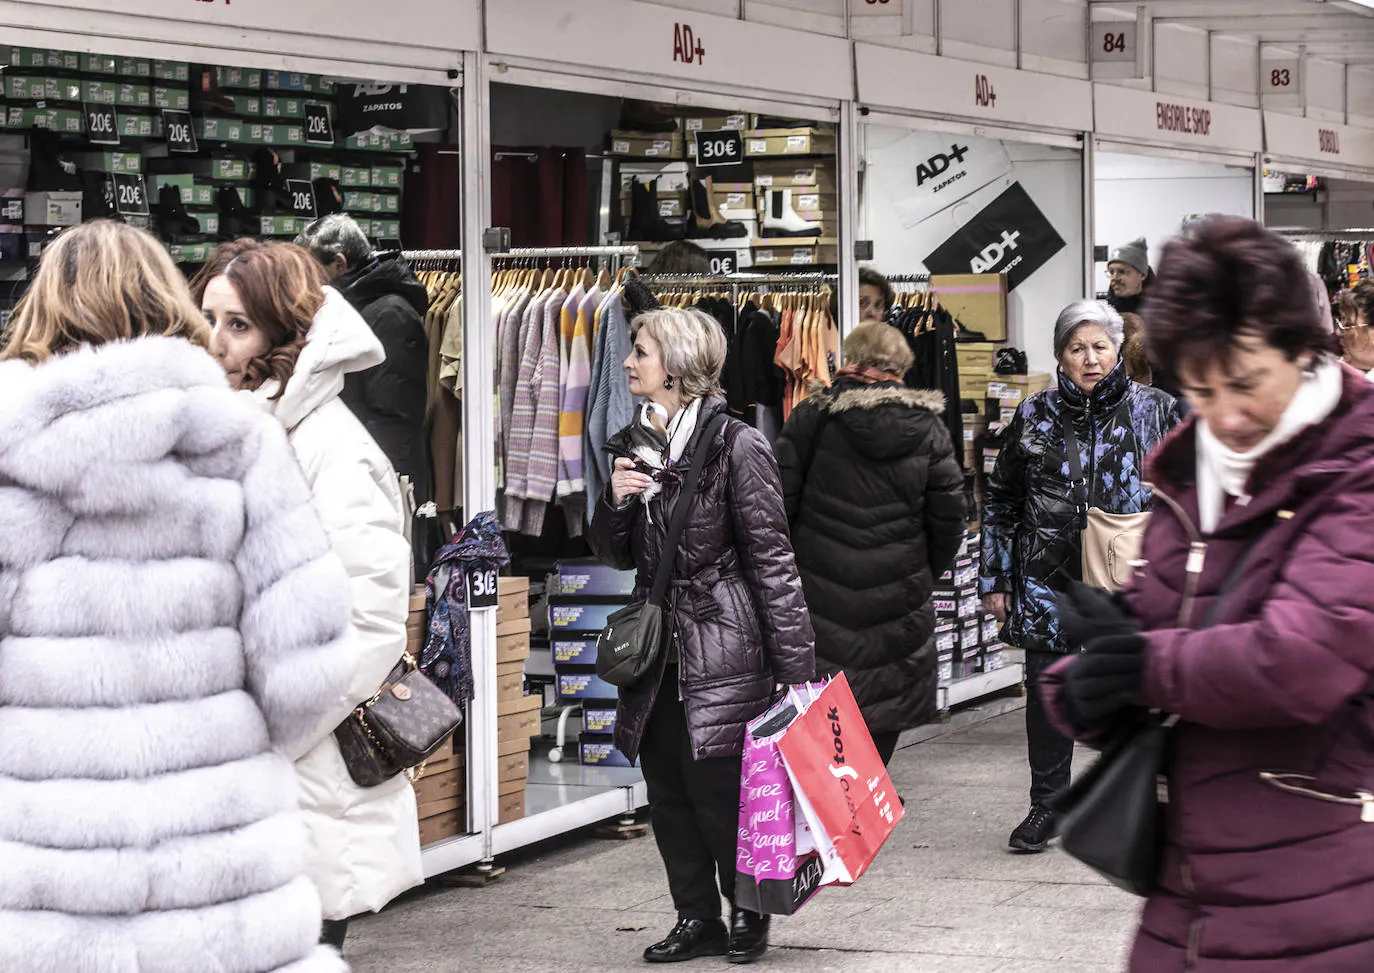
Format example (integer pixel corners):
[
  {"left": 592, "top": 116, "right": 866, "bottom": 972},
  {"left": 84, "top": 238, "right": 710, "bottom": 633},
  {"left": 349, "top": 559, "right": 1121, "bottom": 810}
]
[{"left": 348, "top": 708, "right": 1139, "bottom": 972}]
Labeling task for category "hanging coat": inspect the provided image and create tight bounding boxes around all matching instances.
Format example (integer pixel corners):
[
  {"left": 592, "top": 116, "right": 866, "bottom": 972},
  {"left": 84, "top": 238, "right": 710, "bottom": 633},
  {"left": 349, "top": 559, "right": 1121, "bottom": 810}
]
[
  {"left": 1042, "top": 365, "right": 1374, "bottom": 971},
  {"left": 255, "top": 286, "right": 422, "bottom": 921},
  {"left": 979, "top": 362, "right": 1181, "bottom": 654},
  {"left": 0, "top": 336, "right": 352, "bottom": 972},
  {"left": 774, "top": 379, "right": 966, "bottom": 733}
]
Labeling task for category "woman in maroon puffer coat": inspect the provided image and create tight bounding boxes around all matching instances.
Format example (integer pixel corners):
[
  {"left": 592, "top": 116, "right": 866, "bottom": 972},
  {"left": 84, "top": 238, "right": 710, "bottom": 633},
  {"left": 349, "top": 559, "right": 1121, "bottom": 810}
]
[{"left": 1042, "top": 217, "right": 1374, "bottom": 971}]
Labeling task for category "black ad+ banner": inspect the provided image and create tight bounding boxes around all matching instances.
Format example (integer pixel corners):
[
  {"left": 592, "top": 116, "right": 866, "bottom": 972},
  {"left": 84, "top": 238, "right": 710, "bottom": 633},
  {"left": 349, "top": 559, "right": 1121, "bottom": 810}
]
[
  {"left": 923, "top": 182, "right": 1066, "bottom": 291},
  {"left": 333, "top": 83, "right": 448, "bottom": 137}
]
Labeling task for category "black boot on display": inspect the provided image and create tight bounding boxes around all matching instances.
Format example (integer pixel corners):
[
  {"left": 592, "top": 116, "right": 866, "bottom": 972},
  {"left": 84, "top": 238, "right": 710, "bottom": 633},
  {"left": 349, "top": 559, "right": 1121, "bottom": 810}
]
[
  {"left": 1008, "top": 804, "right": 1057, "bottom": 854},
  {"left": 628, "top": 177, "right": 688, "bottom": 243},
  {"left": 25, "top": 132, "right": 82, "bottom": 192},
  {"left": 320, "top": 918, "right": 349, "bottom": 951},
  {"left": 252, "top": 147, "right": 293, "bottom": 216},
  {"left": 216, "top": 187, "right": 258, "bottom": 239},
  {"left": 80, "top": 170, "right": 119, "bottom": 221},
  {"left": 643, "top": 918, "right": 728, "bottom": 963},
  {"left": 152, "top": 184, "right": 205, "bottom": 243},
  {"left": 313, "top": 177, "right": 345, "bottom": 216},
  {"left": 726, "top": 907, "right": 770, "bottom": 965},
  {"left": 190, "top": 63, "right": 237, "bottom": 114}
]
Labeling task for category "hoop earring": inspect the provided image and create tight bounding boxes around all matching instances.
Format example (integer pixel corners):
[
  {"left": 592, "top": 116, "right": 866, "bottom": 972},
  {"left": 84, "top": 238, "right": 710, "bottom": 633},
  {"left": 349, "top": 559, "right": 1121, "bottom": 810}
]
[{"left": 664, "top": 377, "right": 674, "bottom": 390}]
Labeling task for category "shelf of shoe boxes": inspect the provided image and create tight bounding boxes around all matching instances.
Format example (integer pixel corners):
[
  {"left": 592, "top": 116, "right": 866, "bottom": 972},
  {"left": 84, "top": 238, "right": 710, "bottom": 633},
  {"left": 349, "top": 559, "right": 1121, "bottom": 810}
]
[
  {"left": 0, "top": 50, "right": 408, "bottom": 267},
  {"left": 410, "top": 576, "right": 538, "bottom": 848},
  {"left": 547, "top": 559, "right": 638, "bottom": 767},
  {"left": 932, "top": 532, "right": 1015, "bottom": 688},
  {"left": 611, "top": 112, "right": 838, "bottom": 270}
]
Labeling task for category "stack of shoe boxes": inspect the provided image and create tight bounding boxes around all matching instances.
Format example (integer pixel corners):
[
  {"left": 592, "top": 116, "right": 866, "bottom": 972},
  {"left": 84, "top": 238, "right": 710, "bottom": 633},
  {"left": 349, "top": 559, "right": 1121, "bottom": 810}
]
[
  {"left": 0, "top": 45, "right": 410, "bottom": 264},
  {"left": 496, "top": 576, "right": 537, "bottom": 825},
  {"left": 932, "top": 533, "right": 1002, "bottom": 684},
  {"left": 547, "top": 559, "right": 636, "bottom": 768},
  {"left": 408, "top": 587, "right": 468, "bottom": 847},
  {"left": 752, "top": 156, "right": 838, "bottom": 267},
  {"left": 0, "top": 189, "right": 23, "bottom": 262}
]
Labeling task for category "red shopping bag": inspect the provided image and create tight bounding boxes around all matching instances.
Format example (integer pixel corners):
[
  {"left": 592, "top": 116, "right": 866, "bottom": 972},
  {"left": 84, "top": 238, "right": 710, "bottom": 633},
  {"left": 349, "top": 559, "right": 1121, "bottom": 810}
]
[{"left": 777, "top": 673, "right": 903, "bottom": 885}]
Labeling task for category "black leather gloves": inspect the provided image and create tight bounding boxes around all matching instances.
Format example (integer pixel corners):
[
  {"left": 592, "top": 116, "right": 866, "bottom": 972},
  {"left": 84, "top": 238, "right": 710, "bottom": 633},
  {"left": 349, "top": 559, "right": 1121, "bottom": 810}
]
[
  {"left": 1056, "top": 581, "right": 1138, "bottom": 650},
  {"left": 1060, "top": 633, "right": 1146, "bottom": 727}
]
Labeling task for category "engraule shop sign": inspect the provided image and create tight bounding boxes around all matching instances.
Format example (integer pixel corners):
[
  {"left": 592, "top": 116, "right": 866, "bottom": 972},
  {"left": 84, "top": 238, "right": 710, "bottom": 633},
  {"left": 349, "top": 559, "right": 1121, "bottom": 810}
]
[{"left": 1093, "top": 83, "right": 1262, "bottom": 155}]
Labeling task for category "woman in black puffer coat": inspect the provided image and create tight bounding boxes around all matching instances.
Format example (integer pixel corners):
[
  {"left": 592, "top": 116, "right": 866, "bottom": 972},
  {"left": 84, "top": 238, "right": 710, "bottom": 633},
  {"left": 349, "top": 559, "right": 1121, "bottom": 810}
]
[{"left": 774, "top": 323, "right": 966, "bottom": 765}]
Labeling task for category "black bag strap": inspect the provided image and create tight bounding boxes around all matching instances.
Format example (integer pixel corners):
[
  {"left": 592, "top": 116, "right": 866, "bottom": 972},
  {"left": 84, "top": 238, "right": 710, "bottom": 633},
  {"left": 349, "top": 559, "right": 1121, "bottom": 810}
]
[
  {"left": 1059, "top": 411, "right": 1089, "bottom": 525},
  {"left": 1197, "top": 536, "right": 1263, "bottom": 629},
  {"left": 648, "top": 412, "right": 728, "bottom": 608}
]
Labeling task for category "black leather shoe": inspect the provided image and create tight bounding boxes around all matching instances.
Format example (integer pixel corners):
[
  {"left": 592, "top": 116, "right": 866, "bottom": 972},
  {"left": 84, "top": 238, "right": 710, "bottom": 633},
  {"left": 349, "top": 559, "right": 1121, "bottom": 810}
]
[
  {"left": 1008, "top": 804, "right": 1057, "bottom": 853},
  {"left": 643, "top": 918, "right": 728, "bottom": 963},
  {"left": 727, "top": 907, "right": 770, "bottom": 964}
]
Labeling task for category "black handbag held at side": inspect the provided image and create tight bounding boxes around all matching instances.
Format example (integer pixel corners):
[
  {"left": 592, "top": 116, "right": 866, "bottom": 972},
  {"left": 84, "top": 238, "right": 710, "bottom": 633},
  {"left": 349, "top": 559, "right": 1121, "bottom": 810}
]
[
  {"left": 1051, "top": 533, "right": 1260, "bottom": 895},
  {"left": 597, "top": 413, "right": 726, "bottom": 689},
  {"left": 334, "top": 652, "right": 463, "bottom": 788}
]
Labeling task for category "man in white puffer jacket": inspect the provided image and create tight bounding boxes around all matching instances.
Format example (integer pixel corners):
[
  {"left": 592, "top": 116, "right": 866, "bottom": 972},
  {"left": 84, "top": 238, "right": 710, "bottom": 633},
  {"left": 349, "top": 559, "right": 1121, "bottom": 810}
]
[
  {"left": 0, "top": 220, "right": 355, "bottom": 972},
  {"left": 195, "top": 240, "right": 423, "bottom": 951}
]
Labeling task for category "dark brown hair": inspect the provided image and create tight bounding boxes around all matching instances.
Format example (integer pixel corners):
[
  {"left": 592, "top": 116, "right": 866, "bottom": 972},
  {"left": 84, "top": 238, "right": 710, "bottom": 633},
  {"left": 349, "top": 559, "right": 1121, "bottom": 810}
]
[
  {"left": 189, "top": 239, "right": 325, "bottom": 396},
  {"left": 859, "top": 267, "right": 894, "bottom": 316},
  {"left": 1144, "top": 217, "right": 1329, "bottom": 377},
  {"left": 1350, "top": 280, "right": 1374, "bottom": 328}
]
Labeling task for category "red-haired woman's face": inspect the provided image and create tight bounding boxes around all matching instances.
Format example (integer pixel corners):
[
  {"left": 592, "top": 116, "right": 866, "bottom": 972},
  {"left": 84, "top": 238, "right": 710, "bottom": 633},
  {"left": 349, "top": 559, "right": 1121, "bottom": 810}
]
[{"left": 202, "top": 275, "right": 271, "bottom": 390}]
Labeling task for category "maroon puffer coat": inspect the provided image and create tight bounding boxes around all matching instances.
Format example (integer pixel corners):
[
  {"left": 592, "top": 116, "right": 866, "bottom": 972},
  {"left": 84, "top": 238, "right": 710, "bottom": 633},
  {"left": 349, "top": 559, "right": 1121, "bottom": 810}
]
[
  {"left": 589, "top": 396, "right": 815, "bottom": 762},
  {"left": 1044, "top": 365, "right": 1374, "bottom": 971}
]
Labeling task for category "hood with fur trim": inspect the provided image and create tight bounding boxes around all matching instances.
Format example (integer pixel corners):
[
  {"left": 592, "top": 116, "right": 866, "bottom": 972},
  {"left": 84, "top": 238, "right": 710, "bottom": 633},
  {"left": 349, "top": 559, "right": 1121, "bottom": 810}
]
[
  {"left": 809, "top": 380, "right": 948, "bottom": 463},
  {"left": 255, "top": 285, "right": 384, "bottom": 431}
]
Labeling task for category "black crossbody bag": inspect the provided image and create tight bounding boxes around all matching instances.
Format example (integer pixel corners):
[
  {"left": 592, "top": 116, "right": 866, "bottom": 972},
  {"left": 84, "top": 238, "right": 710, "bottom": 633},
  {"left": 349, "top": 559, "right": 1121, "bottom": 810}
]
[{"left": 596, "top": 413, "right": 727, "bottom": 689}]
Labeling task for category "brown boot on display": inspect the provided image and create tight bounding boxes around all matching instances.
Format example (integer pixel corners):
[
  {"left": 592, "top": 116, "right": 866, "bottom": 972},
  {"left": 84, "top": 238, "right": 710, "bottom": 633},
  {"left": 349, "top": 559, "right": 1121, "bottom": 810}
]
[{"left": 689, "top": 176, "right": 748, "bottom": 241}]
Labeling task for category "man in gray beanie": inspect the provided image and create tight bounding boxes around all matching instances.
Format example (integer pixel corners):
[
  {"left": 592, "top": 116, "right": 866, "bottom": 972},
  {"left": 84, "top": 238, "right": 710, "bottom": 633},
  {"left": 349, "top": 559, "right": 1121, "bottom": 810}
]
[{"left": 1106, "top": 237, "right": 1151, "bottom": 315}]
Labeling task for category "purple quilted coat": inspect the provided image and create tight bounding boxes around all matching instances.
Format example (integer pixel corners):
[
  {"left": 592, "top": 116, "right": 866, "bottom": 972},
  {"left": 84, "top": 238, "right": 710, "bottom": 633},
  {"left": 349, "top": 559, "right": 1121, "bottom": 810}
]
[{"left": 1044, "top": 365, "right": 1374, "bottom": 971}]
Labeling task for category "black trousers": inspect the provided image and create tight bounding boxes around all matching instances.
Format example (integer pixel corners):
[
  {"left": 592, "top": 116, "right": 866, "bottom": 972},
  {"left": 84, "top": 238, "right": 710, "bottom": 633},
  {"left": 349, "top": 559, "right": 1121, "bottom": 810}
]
[
  {"left": 871, "top": 730, "right": 901, "bottom": 767},
  {"left": 639, "top": 675, "right": 742, "bottom": 921},
  {"left": 1025, "top": 649, "right": 1074, "bottom": 806}
]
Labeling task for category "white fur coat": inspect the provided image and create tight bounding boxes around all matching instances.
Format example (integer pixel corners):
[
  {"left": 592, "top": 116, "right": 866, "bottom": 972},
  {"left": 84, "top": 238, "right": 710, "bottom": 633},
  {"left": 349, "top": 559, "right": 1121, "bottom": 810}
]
[{"left": 0, "top": 336, "right": 353, "bottom": 972}]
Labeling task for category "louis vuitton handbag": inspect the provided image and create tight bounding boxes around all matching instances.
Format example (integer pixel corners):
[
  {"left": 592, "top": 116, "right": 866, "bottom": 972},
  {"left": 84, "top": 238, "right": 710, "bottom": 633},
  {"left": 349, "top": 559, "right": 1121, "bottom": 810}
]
[{"left": 334, "top": 653, "right": 463, "bottom": 788}]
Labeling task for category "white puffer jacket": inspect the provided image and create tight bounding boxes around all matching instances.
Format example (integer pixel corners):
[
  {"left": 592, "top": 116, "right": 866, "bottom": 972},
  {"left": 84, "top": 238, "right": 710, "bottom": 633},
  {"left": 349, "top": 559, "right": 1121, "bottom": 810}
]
[
  {"left": 0, "top": 336, "right": 352, "bottom": 972},
  {"left": 256, "top": 287, "right": 422, "bottom": 920}
]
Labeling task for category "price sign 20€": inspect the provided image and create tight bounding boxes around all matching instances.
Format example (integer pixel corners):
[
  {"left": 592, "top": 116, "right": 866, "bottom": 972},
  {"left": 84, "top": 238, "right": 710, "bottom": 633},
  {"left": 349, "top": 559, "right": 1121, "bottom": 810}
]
[{"left": 467, "top": 567, "right": 499, "bottom": 611}]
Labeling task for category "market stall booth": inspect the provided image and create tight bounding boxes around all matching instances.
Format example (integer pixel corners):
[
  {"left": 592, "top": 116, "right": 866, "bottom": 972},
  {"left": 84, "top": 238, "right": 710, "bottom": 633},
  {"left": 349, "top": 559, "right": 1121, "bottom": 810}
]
[{"left": 1091, "top": 84, "right": 1263, "bottom": 301}]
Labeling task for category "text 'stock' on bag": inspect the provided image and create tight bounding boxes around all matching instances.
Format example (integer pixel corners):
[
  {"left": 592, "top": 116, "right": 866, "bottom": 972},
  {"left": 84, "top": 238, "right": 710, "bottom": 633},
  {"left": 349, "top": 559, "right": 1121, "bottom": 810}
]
[
  {"left": 735, "top": 686, "right": 831, "bottom": 916},
  {"left": 777, "top": 673, "right": 903, "bottom": 886}
]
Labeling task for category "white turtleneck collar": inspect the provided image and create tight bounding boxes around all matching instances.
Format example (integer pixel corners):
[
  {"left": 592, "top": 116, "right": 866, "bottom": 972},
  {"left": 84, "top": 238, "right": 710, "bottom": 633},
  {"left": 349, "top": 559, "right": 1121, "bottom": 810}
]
[{"left": 1195, "top": 355, "right": 1344, "bottom": 533}]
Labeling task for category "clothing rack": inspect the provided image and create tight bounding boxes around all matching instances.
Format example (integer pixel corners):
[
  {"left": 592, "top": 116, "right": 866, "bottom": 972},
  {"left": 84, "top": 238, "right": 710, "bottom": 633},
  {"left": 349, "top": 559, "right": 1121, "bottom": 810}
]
[
  {"left": 1274, "top": 229, "right": 1374, "bottom": 241},
  {"left": 403, "top": 245, "right": 640, "bottom": 272},
  {"left": 886, "top": 273, "right": 931, "bottom": 284}
]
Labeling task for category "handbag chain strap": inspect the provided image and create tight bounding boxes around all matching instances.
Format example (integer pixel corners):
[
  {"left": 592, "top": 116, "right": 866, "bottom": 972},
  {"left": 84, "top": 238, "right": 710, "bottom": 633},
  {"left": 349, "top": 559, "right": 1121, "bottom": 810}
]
[{"left": 647, "top": 412, "right": 728, "bottom": 609}]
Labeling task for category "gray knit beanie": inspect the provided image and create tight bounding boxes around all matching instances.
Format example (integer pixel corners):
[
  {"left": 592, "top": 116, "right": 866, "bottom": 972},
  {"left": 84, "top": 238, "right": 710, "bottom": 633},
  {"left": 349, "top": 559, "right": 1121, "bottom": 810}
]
[
  {"left": 1053, "top": 300, "right": 1125, "bottom": 360},
  {"left": 1108, "top": 237, "right": 1150, "bottom": 276}
]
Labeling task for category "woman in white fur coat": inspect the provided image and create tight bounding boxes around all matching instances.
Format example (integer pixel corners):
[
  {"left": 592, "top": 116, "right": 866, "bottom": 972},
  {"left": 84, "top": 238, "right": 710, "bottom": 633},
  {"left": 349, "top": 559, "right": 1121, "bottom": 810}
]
[
  {"left": 194, "top": 240, "right": 422, "bottom": 949},
  {"left": 0, "top": 220, "right": 355, "bottom": 971}
]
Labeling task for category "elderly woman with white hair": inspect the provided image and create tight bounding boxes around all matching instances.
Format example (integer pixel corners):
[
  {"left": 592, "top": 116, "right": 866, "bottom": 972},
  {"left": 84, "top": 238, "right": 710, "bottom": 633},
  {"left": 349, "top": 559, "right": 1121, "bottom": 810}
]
[{"left": 979, "top": 299, "right": 1181, "bottom": 854}]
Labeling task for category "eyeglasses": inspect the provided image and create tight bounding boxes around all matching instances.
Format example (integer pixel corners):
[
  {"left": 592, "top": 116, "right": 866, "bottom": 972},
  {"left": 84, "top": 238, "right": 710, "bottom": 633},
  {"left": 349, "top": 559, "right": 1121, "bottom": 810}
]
[{"left": 1338, "top": 323, "right": 1372, "bottom": 349}]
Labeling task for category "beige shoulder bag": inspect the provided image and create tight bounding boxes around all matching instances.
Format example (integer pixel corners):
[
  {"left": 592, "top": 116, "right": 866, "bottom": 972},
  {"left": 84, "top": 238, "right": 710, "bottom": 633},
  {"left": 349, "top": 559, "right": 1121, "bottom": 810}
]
[{"left": 1061, "top": 415, "right": 1148, "bottom": 592}]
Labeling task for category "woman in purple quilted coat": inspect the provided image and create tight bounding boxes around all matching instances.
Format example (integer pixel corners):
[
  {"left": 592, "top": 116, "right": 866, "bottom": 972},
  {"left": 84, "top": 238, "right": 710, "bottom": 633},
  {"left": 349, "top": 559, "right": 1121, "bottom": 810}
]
[{"left": 1042, "top": 217, "right": 1374, "bottom": 971}]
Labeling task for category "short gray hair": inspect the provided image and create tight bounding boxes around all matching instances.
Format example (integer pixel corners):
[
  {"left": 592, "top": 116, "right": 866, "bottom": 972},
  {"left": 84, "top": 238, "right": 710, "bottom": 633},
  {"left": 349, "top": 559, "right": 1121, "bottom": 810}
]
[
  {"left": 295, "top": 214, "right": 372, "bottom": 271},
  {"left": 1054, "top": 300, "right": 1125, "bottom": 360},
  {"left": 629, "top": 307, "right": 727, "bottom": 403}
]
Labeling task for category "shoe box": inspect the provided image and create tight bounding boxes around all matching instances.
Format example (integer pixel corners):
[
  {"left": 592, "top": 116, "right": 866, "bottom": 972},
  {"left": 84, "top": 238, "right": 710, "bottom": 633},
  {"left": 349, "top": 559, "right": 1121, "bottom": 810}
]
[
  {"left": 937, "top": 554, "right": 977, "bottom": 588},
  {"left": 556, "top": 670, "right": 619, "bottom": 701},
  {"left": 987, "top": 372, "right": 1053, "bottom": 404},
  {"left": 678, "top": 112, "right": 749, "bottom": 134},
  {"left": 743, "top": 128, "right": 837, "bottom": 158},
  {"left": 550, "top": 558, "right": 636, "bottom": 599},
  {"left": 753, "top": 159, "right": 837, "bottom": 194},
  {"left": 23, "top": 191, "right": 81, "bottom": 227},
  {"left": 0, "top": 190, "right": 22, "bottom": 262},
  {"left": 579, "top": 734, "right": 635, "bottom": 768},
  {"left": 750, "top": 241, "right": 839, "bottom": 267},
  {"left": 609, "top": 130, "right": 685, "bottom": 160}
]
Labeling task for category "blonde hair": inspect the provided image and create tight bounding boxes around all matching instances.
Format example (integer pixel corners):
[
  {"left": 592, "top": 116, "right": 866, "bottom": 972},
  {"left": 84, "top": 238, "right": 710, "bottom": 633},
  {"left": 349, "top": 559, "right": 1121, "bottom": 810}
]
[
  {"left": 0, "top": 220, "right": 209, "bottom": 364},
  {"left": 842, "top": 322, "right": 914, "bottom": 375},
  {"left": 630, "top": 307, "right": 727, "bottom": 402}
]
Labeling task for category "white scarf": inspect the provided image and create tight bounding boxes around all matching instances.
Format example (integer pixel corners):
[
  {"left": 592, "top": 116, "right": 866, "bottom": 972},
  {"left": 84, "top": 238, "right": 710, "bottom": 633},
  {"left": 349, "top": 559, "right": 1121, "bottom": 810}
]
[
  {"left": 632, "top": 397, "right": 702, "bottom": 509},
  {"left": 1195, "top": 356, "right": 1344, "bottom": 533}
]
